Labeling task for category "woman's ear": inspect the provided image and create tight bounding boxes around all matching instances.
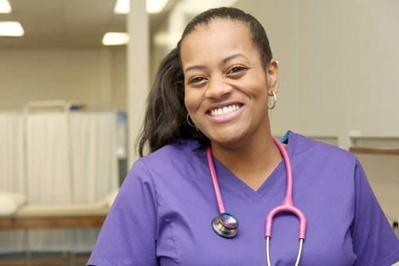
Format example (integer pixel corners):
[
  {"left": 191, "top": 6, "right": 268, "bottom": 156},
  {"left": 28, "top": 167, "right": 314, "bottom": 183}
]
[{"left": 266, "top": 59, "right": 279, "bottom": 96}]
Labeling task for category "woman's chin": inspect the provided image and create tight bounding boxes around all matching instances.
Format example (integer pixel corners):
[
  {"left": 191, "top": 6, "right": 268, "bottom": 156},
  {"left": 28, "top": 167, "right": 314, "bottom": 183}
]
[{"left": 209, "top": 133, "right": 245, "bottom": 149}]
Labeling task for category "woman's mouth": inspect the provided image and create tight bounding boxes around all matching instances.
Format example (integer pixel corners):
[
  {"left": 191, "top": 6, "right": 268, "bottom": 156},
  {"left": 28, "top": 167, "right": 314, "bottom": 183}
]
[{"left": 209, "top": 104, "right": 242, "bottom": 117}]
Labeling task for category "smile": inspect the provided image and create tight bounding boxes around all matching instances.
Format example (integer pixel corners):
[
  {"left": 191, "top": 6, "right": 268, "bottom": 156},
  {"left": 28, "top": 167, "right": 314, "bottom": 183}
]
[{"left": 209, "top": 104, "right": 242, "bottom": 117}]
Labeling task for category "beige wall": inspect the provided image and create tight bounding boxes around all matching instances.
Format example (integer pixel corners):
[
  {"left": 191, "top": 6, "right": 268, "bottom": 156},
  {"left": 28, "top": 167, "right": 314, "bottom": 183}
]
[
  {"left": 0, "top": 48, "right": 127, "bottom": 112},
  {"left": 234, "top": 0, "right": 399, "bottom": 148},
  {"left": 2, "top": 1, "right": 399, "bottom": 142}
]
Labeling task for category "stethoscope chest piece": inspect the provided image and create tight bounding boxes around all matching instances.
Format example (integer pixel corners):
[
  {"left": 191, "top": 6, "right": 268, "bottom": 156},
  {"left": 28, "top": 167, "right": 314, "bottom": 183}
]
[{"left": 211, "top": 212, "right": 239, "bottom": 238}]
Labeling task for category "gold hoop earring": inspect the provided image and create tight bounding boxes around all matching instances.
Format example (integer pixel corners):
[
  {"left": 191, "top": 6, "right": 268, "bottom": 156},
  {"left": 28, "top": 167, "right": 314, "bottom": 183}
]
[
  {"left": 268, "top": 92, "right": 277, "bottom": 110},
  {"left": 186, "top": 113, "right": 195, "bottom": 127}
]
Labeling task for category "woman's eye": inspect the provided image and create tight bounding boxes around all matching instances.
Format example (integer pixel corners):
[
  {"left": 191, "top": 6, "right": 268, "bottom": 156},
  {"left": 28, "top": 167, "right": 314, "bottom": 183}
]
[
  {"left": 227, "top": 66, "right": 247, "bottom": 75},
  {"left": 189, "top": 76, "right": 206, "bottom": 84}
]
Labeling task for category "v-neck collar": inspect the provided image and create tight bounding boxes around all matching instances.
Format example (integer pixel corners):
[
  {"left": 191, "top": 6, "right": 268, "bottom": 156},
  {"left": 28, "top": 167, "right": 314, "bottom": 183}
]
[{"left": 207, "top": 131, "right": 297, "bottom": 201}]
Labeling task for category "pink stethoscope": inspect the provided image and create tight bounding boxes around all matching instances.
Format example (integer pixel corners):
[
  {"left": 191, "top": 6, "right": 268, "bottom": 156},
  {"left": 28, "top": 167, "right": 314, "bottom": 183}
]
[{"left": 207, "top": 137, "right": 307, "bottom": 266}]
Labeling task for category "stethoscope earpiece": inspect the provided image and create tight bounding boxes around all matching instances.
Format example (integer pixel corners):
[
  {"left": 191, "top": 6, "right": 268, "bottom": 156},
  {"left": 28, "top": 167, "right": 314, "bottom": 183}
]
[{"left": 211, "top": 212, "right": 239, "bottom": 239}]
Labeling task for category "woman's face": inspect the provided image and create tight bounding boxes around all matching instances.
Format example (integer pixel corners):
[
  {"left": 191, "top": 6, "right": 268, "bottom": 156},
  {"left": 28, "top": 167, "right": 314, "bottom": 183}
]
[{"left": 181, "top": 19, "right": 278, "bottom": 149}]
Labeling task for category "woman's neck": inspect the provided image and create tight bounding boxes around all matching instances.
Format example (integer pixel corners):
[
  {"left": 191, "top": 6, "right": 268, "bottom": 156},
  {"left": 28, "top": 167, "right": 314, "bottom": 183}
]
[{"left": 210, "top": 134, "right": 282, "bottom": 191}]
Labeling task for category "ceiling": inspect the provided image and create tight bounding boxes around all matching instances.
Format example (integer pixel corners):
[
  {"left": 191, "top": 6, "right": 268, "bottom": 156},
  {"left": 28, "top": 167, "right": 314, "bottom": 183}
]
[{"left": 0, "top": 0, "right": 177, "bottom": 50}]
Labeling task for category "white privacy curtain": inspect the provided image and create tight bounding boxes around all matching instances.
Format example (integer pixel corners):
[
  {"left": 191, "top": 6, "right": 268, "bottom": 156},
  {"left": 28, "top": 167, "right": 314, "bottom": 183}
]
[
  {"left": 25, "top": 112, "right": 119, "bottom": 205},
  {"left": 26, "top": 113, "right": 72, "bottom": 204},
  {"left": 0, "top": 113, "right": 25, "bottom": 193},
  {"left": 69, "top": 112, "right": 118, "bottom": 204},
  {"left": 0, "top": 111, "right": 119, "bottom": 253},
  {"left": 0, "top": 113, "right": 25, "bottom": 253}
]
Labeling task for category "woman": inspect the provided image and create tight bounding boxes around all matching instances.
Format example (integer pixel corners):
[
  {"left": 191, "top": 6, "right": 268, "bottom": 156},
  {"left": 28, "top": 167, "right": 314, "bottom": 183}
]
[{"left": 87, "top": 7, "right": 399, "bottom": 266}]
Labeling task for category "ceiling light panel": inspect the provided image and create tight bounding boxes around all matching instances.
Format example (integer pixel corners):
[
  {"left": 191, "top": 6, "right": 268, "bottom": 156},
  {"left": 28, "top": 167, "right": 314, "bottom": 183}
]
[
  {"left": 102, "top": 32, "right": 129, "bottom": 46},
  {"left": 147, "top": 0, "right": 169, "bottom": 13},
  {"left": 0, "top": 22, "right": 24, "bottom": 37},
  {"left": 114, "top": 0, "right": 129, "bottom": 14},
  {"left": 0, "top": 0, "right": 11, "bottom": 13}
]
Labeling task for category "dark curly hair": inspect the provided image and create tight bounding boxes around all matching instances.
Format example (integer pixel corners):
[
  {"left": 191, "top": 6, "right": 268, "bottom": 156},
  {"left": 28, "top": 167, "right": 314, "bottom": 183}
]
[{"left": 137, "top": 7, "right": 273, "bottom": 156}]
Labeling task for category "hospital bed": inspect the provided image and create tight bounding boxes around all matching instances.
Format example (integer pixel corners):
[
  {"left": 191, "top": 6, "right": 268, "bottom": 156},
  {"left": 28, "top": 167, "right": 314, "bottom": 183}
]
[
  {"left": 0, "top": 189, "right": 117, "bottom": 230},
  {"left": 0, "top": 206, "right": 106, "bottom": 265},
  {"left": 0, "top": 207, "right": 107, "bottom": 265},
  {"left": 0, "top": 191, "right": 116, "bottom": 266},
  {"left": 0, "top": 203, "right": 108, "bottom": 230}
]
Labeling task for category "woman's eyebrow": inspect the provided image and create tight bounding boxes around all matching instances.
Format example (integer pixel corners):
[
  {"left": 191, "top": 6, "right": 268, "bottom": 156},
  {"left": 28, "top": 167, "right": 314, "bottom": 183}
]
[
  {"left": 184, "top": 54, "right": 249, "bottom": 74},
  {"left": 222, "top": 53, "right": 247, "bottom": 64},
  {"left": 184, "top": 64, "right": 206, "bottom": 74}
]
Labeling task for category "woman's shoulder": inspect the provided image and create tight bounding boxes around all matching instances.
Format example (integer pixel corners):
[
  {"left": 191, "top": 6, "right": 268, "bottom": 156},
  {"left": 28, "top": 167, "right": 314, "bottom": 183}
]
[
  {"left": 288, "top": 131, "right": 357, "bottom": 163},
  {"left": 123, "top": 140, "right": 207, "bottom": 192},
  {"left": 130, "top": 139, "right": 205, "bottom": 177}
]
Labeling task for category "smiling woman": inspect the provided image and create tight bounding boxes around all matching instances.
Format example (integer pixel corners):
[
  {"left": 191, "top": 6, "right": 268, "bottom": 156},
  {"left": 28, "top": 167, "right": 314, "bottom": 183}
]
[{"left": 87, "top": 7, "right": 399, "bottom": 266}]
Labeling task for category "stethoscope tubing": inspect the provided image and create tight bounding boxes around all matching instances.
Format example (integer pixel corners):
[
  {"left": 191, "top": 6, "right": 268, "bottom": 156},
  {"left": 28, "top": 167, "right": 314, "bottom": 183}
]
[
  {"left": 266, "top": 137, "right": 307, "bottom": 240},
  {"left": 207, "top": 148, "right": 226, "bottom": 213},
  {"left": 207, "top": 136, "right": 307, "bottom": 265}
]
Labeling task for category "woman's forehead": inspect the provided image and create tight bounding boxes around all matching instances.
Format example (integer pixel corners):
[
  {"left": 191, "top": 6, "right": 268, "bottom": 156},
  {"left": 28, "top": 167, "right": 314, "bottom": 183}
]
[
  {"left": 181, "top": 19, "right": 251, "bottom": 50},
  {"left": 180, "top": 19, "right": 262, "bottom": 71}
]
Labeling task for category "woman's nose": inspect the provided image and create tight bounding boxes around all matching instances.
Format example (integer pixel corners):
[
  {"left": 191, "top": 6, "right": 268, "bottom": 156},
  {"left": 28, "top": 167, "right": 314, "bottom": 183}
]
[{"left": 204, "top": 76, "right": 232, "bottom": 98}]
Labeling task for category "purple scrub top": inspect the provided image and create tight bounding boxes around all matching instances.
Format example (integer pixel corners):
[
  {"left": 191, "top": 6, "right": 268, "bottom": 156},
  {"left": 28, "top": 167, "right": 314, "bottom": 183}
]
[{"left": 87, "top": 131, "right": 399, "bottom": 266}]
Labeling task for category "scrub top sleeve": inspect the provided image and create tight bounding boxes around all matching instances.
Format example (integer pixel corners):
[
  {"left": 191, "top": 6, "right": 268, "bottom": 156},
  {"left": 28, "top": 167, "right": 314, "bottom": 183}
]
[
  {"left": 351, "top": 160, "right": 399, "bottom": 266},
  {"left": 87, "top": 159, "right": 159, "bottom": 266}
]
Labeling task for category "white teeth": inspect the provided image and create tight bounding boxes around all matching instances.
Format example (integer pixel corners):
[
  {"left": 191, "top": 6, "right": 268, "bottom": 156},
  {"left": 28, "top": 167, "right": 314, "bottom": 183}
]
[{"left": 210, "top": 105, "right": 240, "bottom": 116}]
